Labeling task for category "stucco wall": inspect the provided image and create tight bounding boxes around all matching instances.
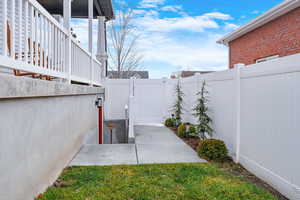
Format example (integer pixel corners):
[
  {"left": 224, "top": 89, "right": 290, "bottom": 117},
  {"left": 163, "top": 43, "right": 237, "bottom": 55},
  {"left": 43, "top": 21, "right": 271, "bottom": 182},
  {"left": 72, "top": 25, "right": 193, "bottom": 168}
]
[
  {"left": 0, "top": 75, "right": 104, "bottom": 200},
  {"left": 229, "top": 6, "right": 300, "bottom": 68}
]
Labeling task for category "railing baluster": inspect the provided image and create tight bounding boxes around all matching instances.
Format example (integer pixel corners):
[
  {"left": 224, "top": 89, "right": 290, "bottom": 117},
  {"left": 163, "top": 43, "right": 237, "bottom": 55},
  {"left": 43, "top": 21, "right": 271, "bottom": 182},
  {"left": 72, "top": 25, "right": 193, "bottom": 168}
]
[
  {"left": 62, "top": 35, "right": 65, "bottom": 73},
  {"left": 75, "top": 43, "right": 77, "bottom": 76},
  {"left": 53, "top": 26, "right": 55, "bottom": 71},
  {"left": 52, "top": 26, "right": 55, "bottom": 70},
  {"left": 74, "top": 43, "right": 76, "bottom": 75},
  {"left": 46, "top": 20, "right": 50, "bottom": 69},
  {"left": 34, "top": 9, "right": 38, "bottom": 66},
  {"left": 39, "top": 14, "right": 42, "bottom": 67},
  {"left": 24, "top": 0, "right": 28, "bottom": 63},
  {"left": 57, "top": 28, "right": 60, "bottom": 72},
  {"left": 11, "top": 0, "right": 15, "bottom": 58},
  {"left": 43, "top": 16, "right": 46, "bottom": 68},
  {"left": 50, "top": 23, "right": 53, "bottom": 70},
  {"left": 78, "top": 48, "right": 81, "bottom": 76},
  {"left": 72, "top": 42, "right": 74, "bottom": 76},
  {"left": 18, "top": 0, "right": 22, "bottom": 60},
  {"left": 51, "top": 24, "right": 54, "bottom": 70},
  {"left": 58, "top": 31, "right": 61, "bottom": 72},
  {"left": 61, "top": 33, "right": 64, "bottom": 72},
  {"left": 43, "top": 16, "right": 47, "bottom": 68},
  {"left": 30, "top": 4, "right": 34, "bottom": 64},
  {"left": 63, "top": 34, "right": 65, "bottom": 73},
  {"left": 57, "top": 30, "right": 59, "bottom": 72},
  {"left": 55, "top": 27, "right": 58, "bottom": 71},
  {"left": 61, "top": 32, "right": 63, "bottom": 72},
  {"left": 48, "top": 21, "right": 52, "bottom": 70},
  {"left": 76, "top": 47, "right": 78, "bottom": 76},
  {"left": 2, "top": 0, "right": 7, "bottom": 56}
]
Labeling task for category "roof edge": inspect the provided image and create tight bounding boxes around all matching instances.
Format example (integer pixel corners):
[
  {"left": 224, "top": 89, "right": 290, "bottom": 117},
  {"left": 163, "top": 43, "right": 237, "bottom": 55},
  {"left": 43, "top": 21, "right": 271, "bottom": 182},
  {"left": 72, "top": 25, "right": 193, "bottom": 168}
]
[{"left": 217, "top": 0, "right": 300, "bottom": 46}]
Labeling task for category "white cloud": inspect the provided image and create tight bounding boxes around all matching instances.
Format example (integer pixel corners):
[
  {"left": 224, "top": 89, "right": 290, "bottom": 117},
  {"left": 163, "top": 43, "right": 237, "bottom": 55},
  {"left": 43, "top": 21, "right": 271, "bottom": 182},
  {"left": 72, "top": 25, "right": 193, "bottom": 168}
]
[
  {"left": 131, "top": 11, "right": 231, "bottom": 77},
  {"left": 134, "top": 12, "right": 231, "bottom": 33},
  {"left": 138, "top": 33, "right": 228, "bottom": 72},
  {"left": 203, "top": 12, "right": 231, "bottom": 20},
  {"left": 224, "top": 22, "right": 239, "bottom": 31},
  {"left": 160, "top": 5, "right": 182, "bottom": 12},
  {"left": 251, "top": 10, "right": 260, "bottom": 14},
  {"left": 138, "top": 0, "right": 165, "bottom": 8},
  {"left": 159, "top": 5, "right": 187, "bottom": 16},
  {"left": 132, "top": 9, "right": 147, "bottom": 16}
]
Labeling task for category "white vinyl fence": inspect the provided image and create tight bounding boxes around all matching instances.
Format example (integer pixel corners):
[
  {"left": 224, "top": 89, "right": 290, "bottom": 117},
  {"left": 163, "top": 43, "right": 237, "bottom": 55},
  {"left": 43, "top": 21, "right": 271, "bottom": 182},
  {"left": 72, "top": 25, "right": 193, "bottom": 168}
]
[
  {"left": 104, "top": 53, "right": 300, "bottom": 200},
  {"left": 104, "top": 79, "right": 131, "bottom": 120}
]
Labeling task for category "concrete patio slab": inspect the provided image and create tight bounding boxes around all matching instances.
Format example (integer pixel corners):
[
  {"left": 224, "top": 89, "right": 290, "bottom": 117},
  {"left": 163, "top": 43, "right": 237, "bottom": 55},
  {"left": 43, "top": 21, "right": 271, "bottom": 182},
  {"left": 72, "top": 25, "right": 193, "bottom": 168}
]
[
  {"left": 135, "top": 125, "right": 206, "bottom": 164},
  {"left": 134, "top": 125, "right": 183, "bottom": 145},
  {"left": 136, "top": 143, "right": 205, "bottom": 164},
  {"left": 70, "top": 125, "right": 206, "bottom": 166},
  {"left": 69, "top": 144, "right": 137, "bottom": 166}
]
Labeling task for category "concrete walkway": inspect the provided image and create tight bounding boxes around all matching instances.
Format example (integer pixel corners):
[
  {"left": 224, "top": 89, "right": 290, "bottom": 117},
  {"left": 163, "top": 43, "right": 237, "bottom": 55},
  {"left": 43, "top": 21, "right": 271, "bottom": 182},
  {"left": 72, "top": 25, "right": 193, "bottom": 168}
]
[{"left": 70, "top": 125, "right": 206, "bottom": 166}]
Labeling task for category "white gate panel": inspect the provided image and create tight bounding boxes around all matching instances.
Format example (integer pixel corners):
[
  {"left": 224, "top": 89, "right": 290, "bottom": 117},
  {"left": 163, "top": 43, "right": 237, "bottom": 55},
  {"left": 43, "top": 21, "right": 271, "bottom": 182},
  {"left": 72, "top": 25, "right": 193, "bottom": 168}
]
[
  {"left": 134, "top": 79, "right": 166, "bottom": 124},
  {"left": 104, "top": 79, "right": 130, "bottom": 120}
]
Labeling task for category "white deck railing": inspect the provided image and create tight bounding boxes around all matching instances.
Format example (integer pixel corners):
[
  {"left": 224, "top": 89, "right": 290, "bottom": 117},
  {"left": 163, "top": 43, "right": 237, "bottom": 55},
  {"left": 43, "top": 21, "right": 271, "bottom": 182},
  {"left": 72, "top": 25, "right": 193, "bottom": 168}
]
[{"left": 0, "top": 0, "right": 103, "bottom": 86}]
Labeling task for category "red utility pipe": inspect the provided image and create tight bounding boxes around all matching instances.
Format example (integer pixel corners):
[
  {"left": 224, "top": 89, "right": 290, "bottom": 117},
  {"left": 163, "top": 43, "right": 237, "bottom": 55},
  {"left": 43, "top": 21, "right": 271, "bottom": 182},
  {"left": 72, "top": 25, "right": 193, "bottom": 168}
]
[{"left": 98, "top": 106, "right": 103, "bottom": 144}]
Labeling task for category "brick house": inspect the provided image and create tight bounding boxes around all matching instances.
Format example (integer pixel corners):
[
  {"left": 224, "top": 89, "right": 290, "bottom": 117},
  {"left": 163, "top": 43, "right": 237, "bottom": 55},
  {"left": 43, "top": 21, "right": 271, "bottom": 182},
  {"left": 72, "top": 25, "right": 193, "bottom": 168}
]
[{"left": 217, "top": 0, "right": 300, "bottom": 68}]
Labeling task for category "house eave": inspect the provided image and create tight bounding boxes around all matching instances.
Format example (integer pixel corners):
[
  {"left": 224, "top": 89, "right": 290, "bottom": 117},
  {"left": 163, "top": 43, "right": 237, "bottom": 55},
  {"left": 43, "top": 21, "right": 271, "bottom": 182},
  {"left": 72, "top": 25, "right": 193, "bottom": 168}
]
[
  {"left": 37, "top": 0, "right": 114, "bottom": 20},
  {"left": 217, "top": 0, "right": 300, "bottom": 46}
]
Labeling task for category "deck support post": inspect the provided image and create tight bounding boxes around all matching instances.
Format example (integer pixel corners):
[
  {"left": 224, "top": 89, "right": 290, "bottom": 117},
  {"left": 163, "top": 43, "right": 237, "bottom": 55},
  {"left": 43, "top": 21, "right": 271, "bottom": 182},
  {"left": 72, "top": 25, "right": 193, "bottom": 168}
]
[
  {"left": 63, "top": 0, "right": 72, "bottom": 84},
  {"left": 88, "top": 0, "right": 94, "bottom": 85},
  {"left": 96, "top": 16, "right": 108, "bottom": 79}
]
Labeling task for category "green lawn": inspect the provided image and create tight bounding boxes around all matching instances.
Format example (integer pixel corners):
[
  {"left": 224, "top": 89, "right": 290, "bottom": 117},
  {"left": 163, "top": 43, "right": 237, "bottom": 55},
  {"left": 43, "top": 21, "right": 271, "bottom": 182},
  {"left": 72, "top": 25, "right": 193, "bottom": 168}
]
[{"left": 37, "top": 163, "right": 276, "bottom": 200}]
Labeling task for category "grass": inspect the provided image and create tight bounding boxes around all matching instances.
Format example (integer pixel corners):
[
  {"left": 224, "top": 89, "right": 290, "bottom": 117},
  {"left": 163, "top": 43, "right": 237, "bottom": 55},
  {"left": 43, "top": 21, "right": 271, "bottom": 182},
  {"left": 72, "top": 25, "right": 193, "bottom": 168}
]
[{"left": 37, "top": 163, "right": 276, "bottom": 200}]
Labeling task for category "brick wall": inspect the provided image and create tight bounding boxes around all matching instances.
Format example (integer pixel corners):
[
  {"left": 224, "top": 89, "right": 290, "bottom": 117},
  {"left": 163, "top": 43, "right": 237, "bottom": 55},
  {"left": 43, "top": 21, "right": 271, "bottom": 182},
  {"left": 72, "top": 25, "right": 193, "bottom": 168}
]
[{"left": 229, "top": 7, "right": 300, "bottom": 68}]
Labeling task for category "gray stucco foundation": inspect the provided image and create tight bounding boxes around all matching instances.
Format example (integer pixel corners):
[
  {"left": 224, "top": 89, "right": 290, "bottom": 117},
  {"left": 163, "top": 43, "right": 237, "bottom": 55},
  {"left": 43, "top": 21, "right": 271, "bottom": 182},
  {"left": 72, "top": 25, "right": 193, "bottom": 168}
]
[{"left": 0, "top": 74, "right": 104, "bottom": 200}]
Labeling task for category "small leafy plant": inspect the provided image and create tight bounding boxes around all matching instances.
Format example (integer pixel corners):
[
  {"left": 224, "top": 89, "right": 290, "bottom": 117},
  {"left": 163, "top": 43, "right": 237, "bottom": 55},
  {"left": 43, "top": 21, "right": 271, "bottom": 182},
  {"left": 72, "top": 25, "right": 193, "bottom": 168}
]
[
  {"left": 177, "top": 123, "right": 187, "bottom": 138},
  {"left": 197, "top": 139, "right": 228, "bottom": 161},
  {"left": 164, "top": 118, "right": 176, "bottom": 127},
  {"left": 193, "top": 81, "right": 213, "bottom": 139},
  {"left": 187, "top": 124, "right": 198, "bottom": 138}
]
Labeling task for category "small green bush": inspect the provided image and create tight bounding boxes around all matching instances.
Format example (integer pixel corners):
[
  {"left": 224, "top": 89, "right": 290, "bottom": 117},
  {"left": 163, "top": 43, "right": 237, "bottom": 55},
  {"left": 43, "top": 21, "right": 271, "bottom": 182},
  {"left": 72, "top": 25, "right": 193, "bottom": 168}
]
[
  {"left": 177, "top": 123, "right": 187, "bottom": 137},
  {"left": 165, "top": 118, "right": 176, "bottom": 127},
  {"left": 187, "top": 125, "right": 198, "bottom": 138},
  {"left": 197, "top": 139, "right": 228, "bottom": 161}
]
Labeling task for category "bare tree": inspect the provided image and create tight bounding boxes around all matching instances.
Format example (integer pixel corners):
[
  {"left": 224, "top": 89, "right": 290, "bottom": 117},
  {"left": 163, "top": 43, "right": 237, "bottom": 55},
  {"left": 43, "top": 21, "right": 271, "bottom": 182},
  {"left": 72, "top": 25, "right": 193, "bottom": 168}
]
[{"left": 107, "top": 7, "right": 143, "bottom": 78}]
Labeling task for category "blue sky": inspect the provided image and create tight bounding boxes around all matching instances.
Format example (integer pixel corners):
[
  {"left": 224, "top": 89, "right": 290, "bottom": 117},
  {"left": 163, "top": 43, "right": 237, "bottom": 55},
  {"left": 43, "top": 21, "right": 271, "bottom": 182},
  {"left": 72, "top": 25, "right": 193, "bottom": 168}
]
[{"left": 71, "top": 0, "right": 282, "bottom": 78}]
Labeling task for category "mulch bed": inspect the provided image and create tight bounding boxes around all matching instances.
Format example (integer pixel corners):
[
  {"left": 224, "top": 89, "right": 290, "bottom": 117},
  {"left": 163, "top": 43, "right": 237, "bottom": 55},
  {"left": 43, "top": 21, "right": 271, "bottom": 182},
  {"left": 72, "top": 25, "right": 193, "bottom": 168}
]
[
  {"left": 169, "top": 127, "right": 201, "bottom": 150},
  {"left": 168, "top": 126, "right": 289, "bottom": 200}
]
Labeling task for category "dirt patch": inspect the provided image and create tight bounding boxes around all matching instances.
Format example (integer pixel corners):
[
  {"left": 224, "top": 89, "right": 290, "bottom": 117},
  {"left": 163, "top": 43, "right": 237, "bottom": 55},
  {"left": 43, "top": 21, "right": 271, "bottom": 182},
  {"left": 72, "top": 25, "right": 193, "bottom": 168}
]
[
  {"left": 182, "top": 137, "right": 201, "bottom": 150},
  {"left": 168, "top": 126, "right": 289, "bottom": 200}
]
